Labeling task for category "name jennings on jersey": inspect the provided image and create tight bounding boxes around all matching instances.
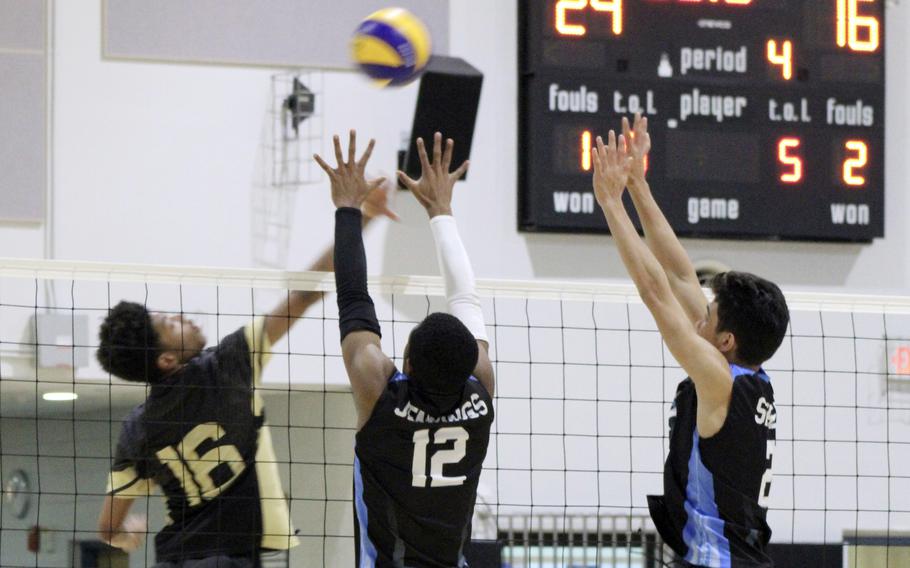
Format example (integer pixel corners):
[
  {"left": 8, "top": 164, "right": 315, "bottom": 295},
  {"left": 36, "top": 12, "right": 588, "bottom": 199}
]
[{"left": 394, "top": 392, "right": 490, "bottom": 425}]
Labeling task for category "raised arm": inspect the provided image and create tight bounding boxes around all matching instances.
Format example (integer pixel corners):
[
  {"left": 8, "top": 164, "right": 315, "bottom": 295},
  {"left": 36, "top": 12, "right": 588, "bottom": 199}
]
[
  {"left": 622, "top": 114, "right": 707, "bottom": 325},
  {"left": 593, "top": 131, "right": 732, "bottom": 437},
  {"left": 315, "top": 131, "right": 395, "bottom": 429},
  {"left": 261, "top": 247, "right": 333, "bottom": 346},
  {"left": 399, "top": 133, "right": 494, "bottom": 395},
  {"left": 262, "top": 184, "right": 397, "bottom": 347}
]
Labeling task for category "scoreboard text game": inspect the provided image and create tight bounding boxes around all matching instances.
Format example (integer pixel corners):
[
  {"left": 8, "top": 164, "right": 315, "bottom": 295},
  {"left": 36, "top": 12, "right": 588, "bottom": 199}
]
[{"left": 518, "top": 0, "right": 885, "bottom": 241}]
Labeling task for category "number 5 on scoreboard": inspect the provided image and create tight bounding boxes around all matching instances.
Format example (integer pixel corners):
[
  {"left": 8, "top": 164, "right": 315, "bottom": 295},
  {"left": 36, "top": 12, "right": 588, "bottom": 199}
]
[
  {"left": 777, "top": 138, "right": 803, "bottom": 184},
  {"left": 412, "top": 427, "right": 469, "bottom": 488}
]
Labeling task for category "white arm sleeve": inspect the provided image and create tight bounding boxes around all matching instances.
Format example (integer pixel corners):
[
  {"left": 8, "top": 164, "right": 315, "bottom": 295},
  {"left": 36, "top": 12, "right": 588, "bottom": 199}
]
[{"left": 429, "top": 215, "right": 489, "bottom": 342}]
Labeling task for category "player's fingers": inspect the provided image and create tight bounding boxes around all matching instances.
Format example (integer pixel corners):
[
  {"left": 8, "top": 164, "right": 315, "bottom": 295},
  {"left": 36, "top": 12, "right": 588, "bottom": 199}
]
[
  {"left": 404, "top": 176, "right": 431, "bottom": 207},
  {"left": 314, "top": 154, "right": 335, "bottom": 177},
  {"left": 377, "top": 190, "right": 401, "bottom": 221},
  {"left": 358, "top": 138, "right": 376, "bottom": 170},
  {"left": 333, "top": 135, "right": 344, "bottom": 166},
  {"left": 398, "top": 170, "right": 418, "bottom": 191},
  {"left": 442, "top": 138, "right": 455, "bottom": 172},
  {"left": 622, "top": 116, "right": 632, "bottom": 141},
  {"left": 594, "top": 136, "right": 607, "bottom": 172},
  {"left": 381, "top": 205, "right": 400, "bottom": 221},
  {"left": 348, "top": 130, "right": 357, "bottom": 165},
  {"left": 595, "top": 136, "right": 607, "bottom": 165},
  {"left": 607, "top": 131, "right": 618, "bottom": 165},
  {"left": 433, "top": 132, "right": 443, "bottom": 167},
  {"left": 452, "top": 159, "right": 470, "bottom": 181},
  {"left": 618, "top": 134, "right": 628, "bottom": 155},
  {"left": 369, "top": 177, "right": 387, "bottom": 190},
  {"left": 416, "top": 138, "right": 431, "bottom": 171}
]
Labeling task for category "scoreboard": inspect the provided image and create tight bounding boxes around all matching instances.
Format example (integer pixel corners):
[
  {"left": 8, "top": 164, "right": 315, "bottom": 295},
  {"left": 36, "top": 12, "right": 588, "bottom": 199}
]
[{"left": 518, "top": 0, "right": 885, "bottom": 241}]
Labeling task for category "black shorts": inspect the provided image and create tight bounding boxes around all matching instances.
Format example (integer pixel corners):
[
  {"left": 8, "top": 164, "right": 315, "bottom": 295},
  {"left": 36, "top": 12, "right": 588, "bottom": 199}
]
[{"left": 152, "top": 555, "right": 259, "bottom": 568}]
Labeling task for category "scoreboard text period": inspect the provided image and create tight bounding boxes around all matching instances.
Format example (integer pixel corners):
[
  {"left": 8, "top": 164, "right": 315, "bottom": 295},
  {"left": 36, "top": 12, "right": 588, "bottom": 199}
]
[{"left": 518, "top": 0, "right": 885, "bottom": 241}]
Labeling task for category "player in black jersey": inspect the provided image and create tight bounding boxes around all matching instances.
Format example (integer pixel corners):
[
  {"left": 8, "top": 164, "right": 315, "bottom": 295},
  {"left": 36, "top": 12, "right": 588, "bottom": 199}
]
[
  {"left": 95, "top": 189, "right": 395, "bottom": 567},
  {"left": 590, "top": 114, "right": 790, "bottom": 568},
  {"left": 315, "top": 130, "right": 495, "bottom": 568}
]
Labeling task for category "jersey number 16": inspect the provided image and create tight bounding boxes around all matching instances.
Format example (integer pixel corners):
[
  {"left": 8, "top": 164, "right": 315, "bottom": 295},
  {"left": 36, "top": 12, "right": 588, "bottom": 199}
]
[
  {"left": 156, "top": 423, "right": 245, "bottom": 506},
  {"left": 411, "top": 427, "right": 469, "bottom": 488}
]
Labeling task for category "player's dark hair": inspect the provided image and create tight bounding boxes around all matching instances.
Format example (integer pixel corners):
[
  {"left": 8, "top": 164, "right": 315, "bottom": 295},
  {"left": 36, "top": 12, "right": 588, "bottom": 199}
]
[
  {"left": 96, "top": 301, "right": 164, "bottom": 384},
  {"left": 407, "top": 312, "right": 479, "bottom": 395},
  {"left": 711, "top": 271, "right": 790, "bottom": 366}
]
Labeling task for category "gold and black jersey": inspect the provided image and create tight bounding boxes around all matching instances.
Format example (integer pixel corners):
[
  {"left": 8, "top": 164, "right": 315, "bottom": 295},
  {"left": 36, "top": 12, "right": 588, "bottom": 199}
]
[{"left": 107, "top": 321, "right": 298, "bottom": 562}]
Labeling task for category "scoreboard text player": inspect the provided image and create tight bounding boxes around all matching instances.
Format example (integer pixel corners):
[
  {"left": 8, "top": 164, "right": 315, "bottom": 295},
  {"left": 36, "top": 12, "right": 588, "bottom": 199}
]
[{"left": 518, "top": 0, "right": 885, "bottom": 241}]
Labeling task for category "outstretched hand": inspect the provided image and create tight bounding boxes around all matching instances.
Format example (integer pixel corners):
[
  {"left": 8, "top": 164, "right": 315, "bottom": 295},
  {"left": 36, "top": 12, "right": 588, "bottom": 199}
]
[
  {"left": 397, "top": 132, "right": 470, "bottom": 218},
  {"left": 361, "top": 178, "right": 400, "bottom": 221},
  {"left": 592, "top": 130, "right": 632, "bottom": 208},
  {"left": 622, "top": 112, "right": 651, "bottom": 184},
  {"left": 315, "top": 130, "right": 386, "bottom": 211}
]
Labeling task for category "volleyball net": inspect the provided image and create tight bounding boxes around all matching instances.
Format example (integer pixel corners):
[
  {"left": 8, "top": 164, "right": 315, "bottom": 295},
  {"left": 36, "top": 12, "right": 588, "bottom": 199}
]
[{"left": 0, "top": 258, "right": 909, "bottom": 567}]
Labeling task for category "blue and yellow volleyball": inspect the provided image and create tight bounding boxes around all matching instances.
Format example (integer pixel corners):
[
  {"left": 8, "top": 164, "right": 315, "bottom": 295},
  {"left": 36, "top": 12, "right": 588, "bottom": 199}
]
[{"left": 351, "top": 7, "right": 432, "bottom": 87}]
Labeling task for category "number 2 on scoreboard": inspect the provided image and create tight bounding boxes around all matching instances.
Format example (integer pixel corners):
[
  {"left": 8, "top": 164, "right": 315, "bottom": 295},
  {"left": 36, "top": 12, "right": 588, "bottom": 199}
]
[{"left": 843, "top": 140, "right": 868, "bottom": 187}]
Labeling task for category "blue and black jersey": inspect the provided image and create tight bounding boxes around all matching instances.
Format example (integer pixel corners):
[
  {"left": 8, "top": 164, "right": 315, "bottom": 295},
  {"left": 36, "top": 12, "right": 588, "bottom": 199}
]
[
  {"left": 107, "top": 321, "right": 298, "bottom": 562},
  {"left": 648, "top": 365, "right": 777, "bottom": 568},
  {"left": 354, "top": 371, "right": 494, "bottom": 568}
]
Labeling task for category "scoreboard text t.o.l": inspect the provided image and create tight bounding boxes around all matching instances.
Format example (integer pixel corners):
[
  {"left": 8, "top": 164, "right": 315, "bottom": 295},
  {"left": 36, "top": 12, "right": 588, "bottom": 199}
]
[{"left": 518, "top": 0, "right": 885, "bottom": 241}]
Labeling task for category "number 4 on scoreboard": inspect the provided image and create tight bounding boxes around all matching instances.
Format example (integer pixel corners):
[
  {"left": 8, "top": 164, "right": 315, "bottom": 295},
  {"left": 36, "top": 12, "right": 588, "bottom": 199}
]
[{"left": 766, "top": 39, "right": 793, "bottom": 80}]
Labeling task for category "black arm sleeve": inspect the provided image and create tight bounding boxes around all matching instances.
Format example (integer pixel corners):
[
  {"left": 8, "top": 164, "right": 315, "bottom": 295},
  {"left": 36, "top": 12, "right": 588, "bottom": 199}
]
[{"left": 334, "top": 207, "right": 382, "bottom": 341}]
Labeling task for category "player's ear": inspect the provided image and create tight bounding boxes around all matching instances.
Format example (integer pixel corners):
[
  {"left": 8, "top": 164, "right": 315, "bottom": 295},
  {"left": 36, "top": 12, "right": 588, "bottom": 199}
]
[
  {"left": 157, "top": 351, "right": 179, "bottom": 372},
  {"left": 717, "top": 331, "right": 737, "bottom": 357}
]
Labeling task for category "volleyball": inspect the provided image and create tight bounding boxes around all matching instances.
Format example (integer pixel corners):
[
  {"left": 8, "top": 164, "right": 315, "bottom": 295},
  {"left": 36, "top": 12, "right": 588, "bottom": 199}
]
[{"left": 351, "top": 7, "right": 432, "bottom": 87}]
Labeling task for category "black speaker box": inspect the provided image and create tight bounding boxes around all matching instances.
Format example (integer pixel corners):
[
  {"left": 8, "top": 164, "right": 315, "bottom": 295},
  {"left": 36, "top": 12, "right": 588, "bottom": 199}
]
[{"left": 399, "top": 56, "right": 483, "bottom": 185}]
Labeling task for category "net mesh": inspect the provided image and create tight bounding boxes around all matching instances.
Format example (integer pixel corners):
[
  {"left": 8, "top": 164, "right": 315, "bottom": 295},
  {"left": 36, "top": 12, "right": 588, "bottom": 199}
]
[{"left": 0, "top": 259, "right": 909, "bottom": 567}]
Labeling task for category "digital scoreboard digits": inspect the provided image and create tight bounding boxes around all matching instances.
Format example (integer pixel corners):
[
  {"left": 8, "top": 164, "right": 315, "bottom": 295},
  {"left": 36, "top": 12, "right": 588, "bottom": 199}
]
[{"left": 518, "top": 0, "right": 885, "bottom": 241}]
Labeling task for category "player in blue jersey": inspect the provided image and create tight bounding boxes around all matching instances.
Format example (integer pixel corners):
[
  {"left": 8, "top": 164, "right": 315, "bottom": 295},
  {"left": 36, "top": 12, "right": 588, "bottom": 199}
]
[
  {"left": 95, "top": 189, "right": 395, "bottom": 567},
  {"left": 590, "top": 114, "right": 790, "bottom": 568},
  {"left": 315, "top": 130, "right": 495, "bottom": 567}
]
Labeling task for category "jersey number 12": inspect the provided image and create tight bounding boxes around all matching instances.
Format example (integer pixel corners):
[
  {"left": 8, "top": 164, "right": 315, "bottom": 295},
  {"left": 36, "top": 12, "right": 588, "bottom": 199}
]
[{"left": 411, "top": 427, "right": 469, "bottom": 488}]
